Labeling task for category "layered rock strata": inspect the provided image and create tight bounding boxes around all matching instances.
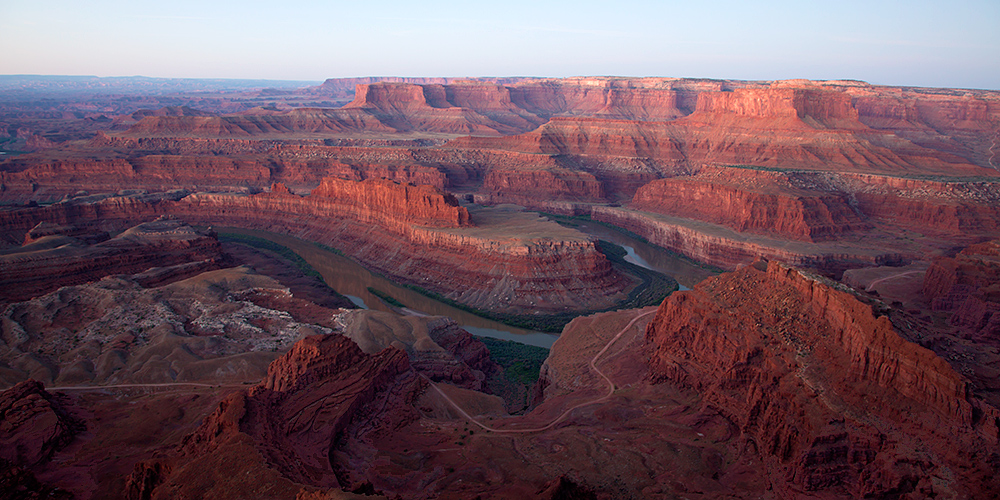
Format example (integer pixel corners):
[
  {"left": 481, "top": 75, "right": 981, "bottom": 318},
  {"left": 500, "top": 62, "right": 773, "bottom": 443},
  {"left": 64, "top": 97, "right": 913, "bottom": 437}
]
[
  {"left": 628, "top": 165, "right": 1000, "bottom": 241},
  {"left": 0, "top": 179, "right": 632, "bottom": 314},
  {"left": 630, "top": 172, "right": 871, "bottom": 243},
  {"left": 645, "top": 259, "right": 1000, "bottom": 497},
  {"left": 170, "top": 192, "right": 629, "bottom": 314},
  {"left": 590, "top": 205, "right": 905, "bottom": 275},
  {"left": 923, "top": 239, "right": 1000, "bottom": 340},
  {"left": 334, "top": 310, "right": 501, "bottom": 393},
  {"left": 0, "top": 218, "right": 225, "bottom": 303},
  {"left": 0, "top": 380, "right": 82, "bottom": 468},
  {"left": 449, "top": 86, "right": 996, "bottom": 176},
  {"left": 0, "top": 265, "right": 342, "bottom": 388},
  {"left": 308, "top": 177, "right": 470, "bottom": 228},
  {"left": 142, "top": 334, "right": 421, "bottom": 497}
]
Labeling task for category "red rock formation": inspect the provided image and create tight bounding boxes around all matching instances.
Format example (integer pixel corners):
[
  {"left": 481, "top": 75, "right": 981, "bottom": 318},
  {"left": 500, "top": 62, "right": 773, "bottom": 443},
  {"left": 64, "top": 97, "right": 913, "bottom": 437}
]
[
  {"left": 169, "top": 193, "right": 628, "bottom": 313},
  {"left": 506, "top": 77, "right": 704, "bottom": 120},
  {"left": 0, "top": 218, "right": 225, "bottom": 303},
  {"left": 645, "top": 260, "right": 999, "bottom": 497},
  {"left": 122, "top": 107, "right": 394, "bottom": 138},
  {"left": 843, "top": 173, "right": 1000, "bottom": 237},
  {"left": 336, "top": 311, "right": 501, "bottom": 393},
  {"left": 852, "top": 91, "right": 1000, "bottom": 168},
  {"left": 0, "top": 380, "right": 82, "bottom": 468},
  {"left": 309, "top": 177, "right": 470, "bottom": 228},
  {"left": 112, "top": 77, "right": 728, "bottom": 140},
  {"left": 630, "top": 169, "right": 871, "bottom": 242},
  {"left": 693, "top": 87, "right": 863, "bottom": 129},
  {"left": 482, "top": 165, "right": 606, "bottom": 205},
  {"left": 0, "top": 153, "right": 269, "bottom": 203},
  {"left": 165, "top": 335, "right": 421, "bottom": 493},
  {"left": 447, "top": 116, "right": 686, "bottom": 161},
  {"left": 676, "top": 87, "right": 993, "bottom": 174},
  {"left": 923, "top": 239, "right": 1000, "bottom": 340},
  {"left": 450, "top": 84, "right": 995, "bottom": 179},
  {"left": 343, "top": 82, "right": 545, "bottom": 135},
  {"left": 590, "top": 205, "right": 905, "bottom": 275},
  {"left": 0, "top": 183, "right": 632, "bottom": 315}
]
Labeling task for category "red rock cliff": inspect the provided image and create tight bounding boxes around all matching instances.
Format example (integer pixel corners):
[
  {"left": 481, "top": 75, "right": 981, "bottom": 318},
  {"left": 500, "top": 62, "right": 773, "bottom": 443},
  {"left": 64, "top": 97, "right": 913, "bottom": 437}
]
[
  {"left": 0, "top": 187, "right": 632, "bottom": 315},
  {"left": 630, "top": 168, "right": 871, "bottom": 242},
  {"left": 167, "top": 334, "right": 420, "bottom": 494},
  {"left": 645, "top": 260, "right": 998, "bottom": 496},
  {"left": 309, "top": 177, "right": 470, "bottom": 228},
  {"left": 693, "top": 87, "right": 863, "bottom": 129},
  {"left": 923, "top": 239, "right": 1000, "bottom": 340}
]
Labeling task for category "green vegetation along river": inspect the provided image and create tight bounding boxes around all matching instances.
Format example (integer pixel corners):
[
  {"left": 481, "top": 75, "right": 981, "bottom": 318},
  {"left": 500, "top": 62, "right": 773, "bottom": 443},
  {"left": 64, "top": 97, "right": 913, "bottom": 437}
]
[
  {"left": 546, "top": 215, "right": 720, "bottom": 289},
  {"left": 218, "top": 217, "right": 717, "bottom": 348},
  {"left": 218, "top": 228, "right": 559, "bottom": 348}
]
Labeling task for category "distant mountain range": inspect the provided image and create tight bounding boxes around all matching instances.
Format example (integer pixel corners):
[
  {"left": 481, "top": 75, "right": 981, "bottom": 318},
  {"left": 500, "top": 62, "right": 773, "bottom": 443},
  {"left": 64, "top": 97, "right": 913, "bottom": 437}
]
[{"left": 0, "top": 75, "right": 323, "bottom": 94}]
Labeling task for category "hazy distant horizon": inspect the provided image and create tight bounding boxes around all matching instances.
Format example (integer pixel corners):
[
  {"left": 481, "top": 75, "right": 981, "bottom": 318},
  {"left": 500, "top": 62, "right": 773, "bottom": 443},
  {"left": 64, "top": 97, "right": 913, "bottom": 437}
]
[
  {"left": 3, "top": 0, "right": 998, "bottom": 91},
  {"left": 3, "top": 73, "right": 1000, "bottom": 94}
]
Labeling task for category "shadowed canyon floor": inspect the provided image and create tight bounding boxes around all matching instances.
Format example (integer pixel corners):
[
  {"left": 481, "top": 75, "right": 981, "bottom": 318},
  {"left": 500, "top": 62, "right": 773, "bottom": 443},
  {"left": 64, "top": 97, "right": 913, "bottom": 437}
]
[{"left": 1, "top": 75, "right": 999, "bottom": 498}]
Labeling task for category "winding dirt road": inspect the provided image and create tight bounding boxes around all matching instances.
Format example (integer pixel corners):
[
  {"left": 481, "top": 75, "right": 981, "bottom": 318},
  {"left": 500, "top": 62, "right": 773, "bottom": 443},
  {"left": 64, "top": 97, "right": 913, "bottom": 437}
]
[
  {"left": 424, "top": 309, "right": 657, "bottom": 434},
  {"left": 49, "top": 309, "right": 657, "bottom": 436},
  {"left": 864, "top": 270, "right": 925, "bottom": 292}
]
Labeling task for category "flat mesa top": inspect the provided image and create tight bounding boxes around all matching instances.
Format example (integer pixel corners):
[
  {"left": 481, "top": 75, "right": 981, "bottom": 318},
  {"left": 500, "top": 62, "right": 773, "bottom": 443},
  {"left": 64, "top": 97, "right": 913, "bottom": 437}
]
[{"left": 429, "top": 204, "right": 592, "bottom": 244}]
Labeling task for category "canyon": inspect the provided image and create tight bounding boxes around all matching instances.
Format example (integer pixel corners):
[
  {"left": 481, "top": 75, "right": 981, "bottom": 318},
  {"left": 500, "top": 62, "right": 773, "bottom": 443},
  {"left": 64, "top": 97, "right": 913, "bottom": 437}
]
[{"left": 1, "top": 75, "right": 998, "bottom": 498}]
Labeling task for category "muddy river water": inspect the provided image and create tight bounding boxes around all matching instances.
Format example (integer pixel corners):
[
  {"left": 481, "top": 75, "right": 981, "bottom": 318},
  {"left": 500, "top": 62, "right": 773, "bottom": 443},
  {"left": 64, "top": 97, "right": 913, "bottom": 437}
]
[{"left": 221, "top": 219, "right": 717, "bottom": 348}]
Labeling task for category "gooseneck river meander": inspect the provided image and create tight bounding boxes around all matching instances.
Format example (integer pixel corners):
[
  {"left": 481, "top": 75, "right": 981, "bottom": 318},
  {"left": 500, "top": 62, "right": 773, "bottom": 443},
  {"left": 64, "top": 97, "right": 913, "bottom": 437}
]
[{"left": 221, "top": 216, "right": 716, "bottom": 349}]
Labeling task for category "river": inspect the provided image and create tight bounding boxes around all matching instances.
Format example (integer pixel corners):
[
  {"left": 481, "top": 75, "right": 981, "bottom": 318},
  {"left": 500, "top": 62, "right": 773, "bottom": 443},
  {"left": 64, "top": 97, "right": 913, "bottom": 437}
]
[
  {"left": 221, "top": 219, "right": 717, "bottom": 349},
  {"left": 220, "top": 228, "right": 560, "bottom": 348},
  {"left": 550, "top": 217, "right": 717, "bottom": 290}
]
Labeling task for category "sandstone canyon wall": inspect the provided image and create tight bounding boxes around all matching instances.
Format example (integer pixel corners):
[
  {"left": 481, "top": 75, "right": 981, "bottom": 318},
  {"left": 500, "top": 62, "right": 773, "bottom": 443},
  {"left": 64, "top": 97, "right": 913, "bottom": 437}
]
[
  {"left": 0, "top": 178, "right": 634, "bottom": 315},
  {"left": 645, "top": 259, "right": 999, "bottom": 497}
]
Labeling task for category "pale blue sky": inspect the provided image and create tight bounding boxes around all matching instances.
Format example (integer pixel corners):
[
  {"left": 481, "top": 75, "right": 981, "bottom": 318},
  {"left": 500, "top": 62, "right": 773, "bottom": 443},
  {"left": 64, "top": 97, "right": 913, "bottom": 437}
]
[{"left": 1, "top": 0, "right": 997, "bottom": 89}]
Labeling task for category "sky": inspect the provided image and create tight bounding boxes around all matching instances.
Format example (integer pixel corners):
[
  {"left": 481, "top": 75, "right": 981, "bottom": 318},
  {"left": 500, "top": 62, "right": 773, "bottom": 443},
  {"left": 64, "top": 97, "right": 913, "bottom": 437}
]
[{"left": 1, "top": 0, "right": 998, "bottom": 90}]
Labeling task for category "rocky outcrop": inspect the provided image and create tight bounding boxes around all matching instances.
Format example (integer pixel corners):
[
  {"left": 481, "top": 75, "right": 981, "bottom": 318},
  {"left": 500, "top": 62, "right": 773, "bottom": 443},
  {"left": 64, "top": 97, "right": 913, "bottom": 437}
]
[
  {"left": 841, "top": 173, "right": 1000, "bottom": 237},
  {"left": 482, "top": 165, "right": 606, "bottom": 205},
  {"left": 121, "top": 107, "right": 394, "bottom": 138},
  {"left": 0, "top": 182, "right": 632, "bottom": 315},
  {"left": 852, "top": 91, "right": 1000, "bottom": 168},
  {"left": 172, "top": 194, "right": 626, "bottom": 314},
  {"left": 162, "top": 334, "right": 422, "bottom": 494},
  {"left": 692, "top": 87, "right": 863, "bottom": 129},
  {"left": 591, "top": 205, "right": 903, "bottom": 275},
  {"left": 308, "top": 177, "right": 470, "bottom": 228},
  {"left": 334, "top": 310, "right": 500, "bottom": 392},
  {"left": 0, "top": 218, "right": 225, "bottom": 303},
  {"left": 613, "top": 165, "right": 999, "bottom": 268},
  {"left": 645, "top": 259, "right": 999, "bottom": 497},
  {"left": 343, "top": 82, "right": 545, "bottom": 135},
  {"left": 923, "top": 239, "right": 1000, "bottom": 340},
  {"left": 0, "top": 265, "right": 339, "bottom": 388},
  {"left": 509, "top": 80, "right": 688, "bottom": 121},
  {"left": 630, "top": 172, "right": 871, "bottom": 242},
  {"left": 0, "top": 153, "right": 269, "bottom": 203},
  {"left": 449, "top": 85, "right": 994, "bottom": 177},
  {"left": 113, "top": 77, "right": 739, "bottom": 140},
  {"left": 0, "top": 380, "right": 82, "bottom": 468},
  {"left": 674, "top": 87, "right": 993, "bottom": 174},
  {"left": 447, "top": 116, "right": 687, "bottom": 162}
]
